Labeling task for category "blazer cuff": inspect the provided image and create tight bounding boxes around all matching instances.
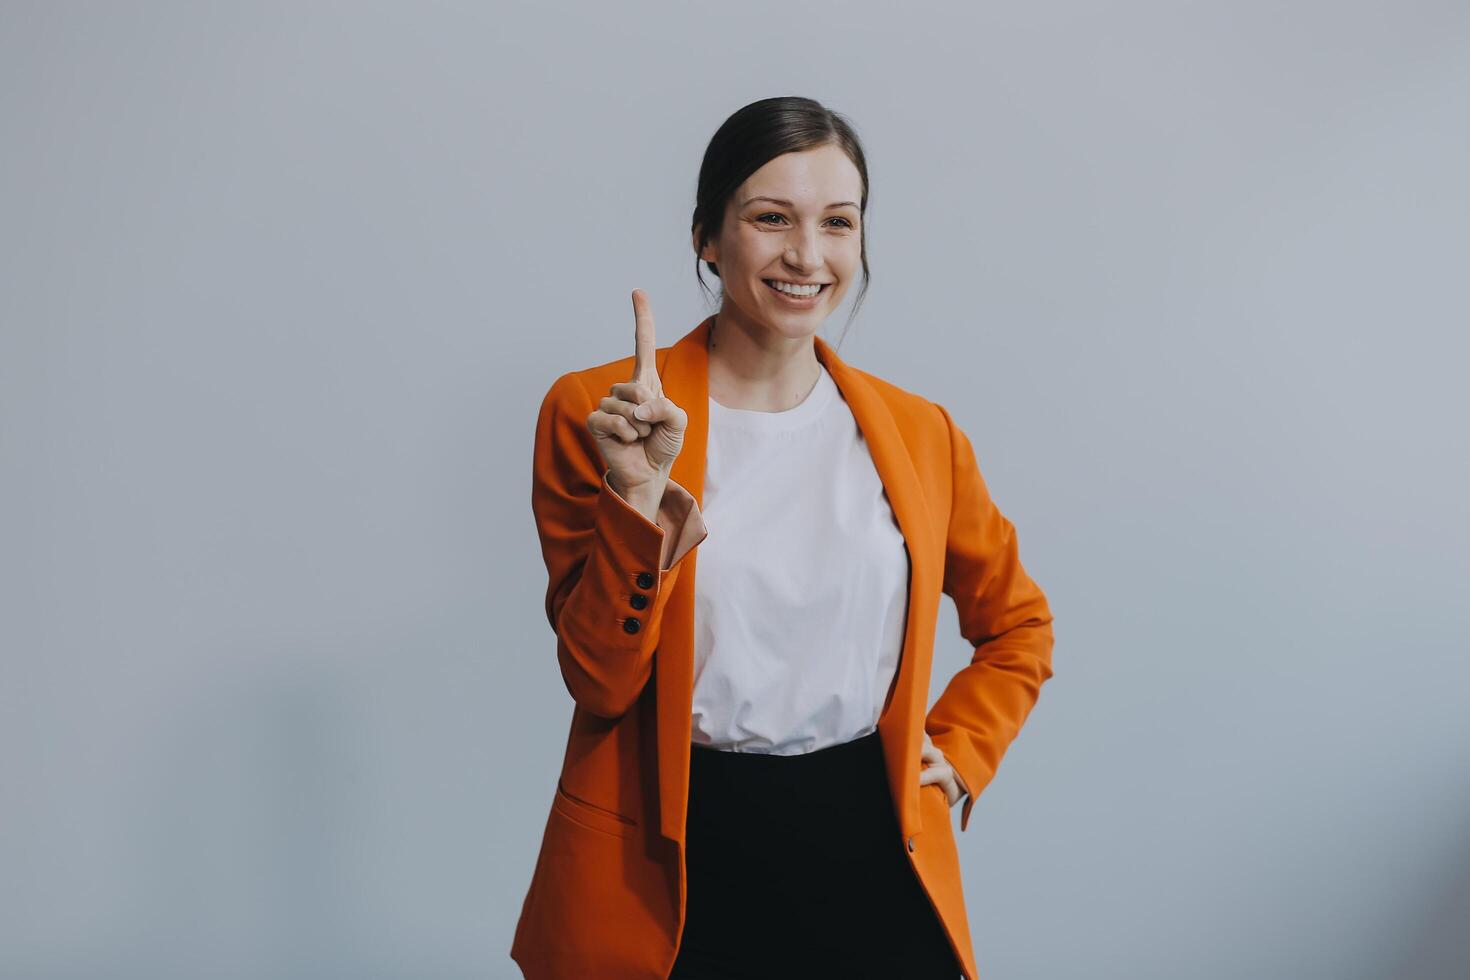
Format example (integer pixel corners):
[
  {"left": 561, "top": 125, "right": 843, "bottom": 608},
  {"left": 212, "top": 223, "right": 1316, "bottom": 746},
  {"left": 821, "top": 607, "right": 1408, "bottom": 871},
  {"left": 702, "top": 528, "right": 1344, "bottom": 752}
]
[
  {"left": 927, "top": 726, "right": 990, "bottom": 833},
  {"left": 654, "top": 479, "right": 709, "bottom": 570},
  {"left": 601, "top": 472, "right": 709, "bottom": 572}
]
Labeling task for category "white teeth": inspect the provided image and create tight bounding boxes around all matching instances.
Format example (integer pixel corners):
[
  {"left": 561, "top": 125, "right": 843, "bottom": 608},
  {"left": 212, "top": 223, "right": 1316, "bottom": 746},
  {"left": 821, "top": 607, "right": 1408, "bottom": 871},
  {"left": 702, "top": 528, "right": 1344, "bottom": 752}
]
[{"left": 765, "top": 279, "right": 823, "bottom": 297}]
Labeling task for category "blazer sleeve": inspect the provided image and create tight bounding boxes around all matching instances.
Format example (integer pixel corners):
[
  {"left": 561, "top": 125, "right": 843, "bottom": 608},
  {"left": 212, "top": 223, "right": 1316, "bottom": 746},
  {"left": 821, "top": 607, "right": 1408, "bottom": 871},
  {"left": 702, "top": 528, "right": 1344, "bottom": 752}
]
[
  {"left": 924, "top": 402, "right": 1055, "bottom": 832},
  {"left": 531, "top": 371, "right": 709, "bottom": 719}
]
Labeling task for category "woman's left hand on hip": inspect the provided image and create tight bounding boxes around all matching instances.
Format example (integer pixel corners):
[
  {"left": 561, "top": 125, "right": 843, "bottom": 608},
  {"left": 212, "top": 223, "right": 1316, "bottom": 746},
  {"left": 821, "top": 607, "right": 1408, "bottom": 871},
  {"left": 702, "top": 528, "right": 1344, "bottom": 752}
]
[{"left": 919, "top": 731, "right": 970, "bottom": 808}]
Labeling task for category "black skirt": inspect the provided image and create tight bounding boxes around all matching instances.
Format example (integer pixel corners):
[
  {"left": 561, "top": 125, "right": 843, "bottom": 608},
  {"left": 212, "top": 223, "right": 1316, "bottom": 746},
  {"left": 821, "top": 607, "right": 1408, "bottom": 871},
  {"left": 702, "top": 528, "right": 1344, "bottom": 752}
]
[{"left": 668, "top": 728, "right": 963, "bottom": 979}]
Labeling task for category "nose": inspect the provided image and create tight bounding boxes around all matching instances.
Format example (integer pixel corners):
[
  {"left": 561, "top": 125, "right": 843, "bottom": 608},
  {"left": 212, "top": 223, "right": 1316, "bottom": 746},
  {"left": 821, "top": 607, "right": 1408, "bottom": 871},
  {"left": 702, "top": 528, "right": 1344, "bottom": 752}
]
[{"left": 782, "top": 225, "right": 823, "bottom": 274}]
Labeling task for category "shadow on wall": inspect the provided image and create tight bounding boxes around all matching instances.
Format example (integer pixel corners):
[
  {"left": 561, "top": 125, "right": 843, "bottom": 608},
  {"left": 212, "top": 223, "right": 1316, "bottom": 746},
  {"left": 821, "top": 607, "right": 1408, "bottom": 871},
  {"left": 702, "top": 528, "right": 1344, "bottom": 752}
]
[{"left": 1382, "top": 830, "right": 1470, "bottom": 980}]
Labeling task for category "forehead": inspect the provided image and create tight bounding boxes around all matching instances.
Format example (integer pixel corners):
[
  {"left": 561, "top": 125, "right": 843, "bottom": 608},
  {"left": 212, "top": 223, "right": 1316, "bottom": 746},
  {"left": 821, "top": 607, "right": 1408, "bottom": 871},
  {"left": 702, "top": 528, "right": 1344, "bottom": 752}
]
[{"left": 737, "top": 145, "right": 863, "bottom": 208}]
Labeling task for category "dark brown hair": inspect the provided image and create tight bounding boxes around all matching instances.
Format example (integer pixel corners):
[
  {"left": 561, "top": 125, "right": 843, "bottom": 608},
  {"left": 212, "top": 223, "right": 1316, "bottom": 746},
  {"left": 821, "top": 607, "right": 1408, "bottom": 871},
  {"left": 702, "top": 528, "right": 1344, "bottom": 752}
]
[{"left": 692, "top": 96, "right": 871, "bottom": 339}]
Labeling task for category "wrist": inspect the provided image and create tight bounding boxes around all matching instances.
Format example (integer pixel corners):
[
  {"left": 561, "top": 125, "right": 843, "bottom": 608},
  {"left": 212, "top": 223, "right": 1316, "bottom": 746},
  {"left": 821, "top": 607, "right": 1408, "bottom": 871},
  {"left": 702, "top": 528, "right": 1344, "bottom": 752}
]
[{"left": 607, "top": 472, "right": 666, "bottom": 523}]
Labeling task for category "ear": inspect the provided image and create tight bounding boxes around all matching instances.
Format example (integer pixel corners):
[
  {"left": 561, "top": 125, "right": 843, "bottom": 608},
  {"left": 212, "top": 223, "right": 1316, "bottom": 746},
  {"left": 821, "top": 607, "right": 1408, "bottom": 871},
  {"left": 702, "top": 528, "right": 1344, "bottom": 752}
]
[{"left": 693, "top": 225, "right": 717, "bottom": 265}]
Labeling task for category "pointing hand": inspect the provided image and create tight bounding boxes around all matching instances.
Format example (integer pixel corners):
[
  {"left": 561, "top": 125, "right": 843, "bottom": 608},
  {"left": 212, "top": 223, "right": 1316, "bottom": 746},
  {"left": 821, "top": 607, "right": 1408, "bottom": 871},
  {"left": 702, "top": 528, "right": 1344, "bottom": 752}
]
[{"left": 585, "top": 289, "right": 690, "bottom": 497}]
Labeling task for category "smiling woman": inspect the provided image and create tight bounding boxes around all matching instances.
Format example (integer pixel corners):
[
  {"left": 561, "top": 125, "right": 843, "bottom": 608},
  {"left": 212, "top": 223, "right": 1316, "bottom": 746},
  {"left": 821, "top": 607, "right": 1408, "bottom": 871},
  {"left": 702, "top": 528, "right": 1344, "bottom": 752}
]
[
  {"left": 690, "top": 115, "right": 871, "bottom": 356},
  {"left": 511, "top": 95, "right": 1055, "bottom": 980}
]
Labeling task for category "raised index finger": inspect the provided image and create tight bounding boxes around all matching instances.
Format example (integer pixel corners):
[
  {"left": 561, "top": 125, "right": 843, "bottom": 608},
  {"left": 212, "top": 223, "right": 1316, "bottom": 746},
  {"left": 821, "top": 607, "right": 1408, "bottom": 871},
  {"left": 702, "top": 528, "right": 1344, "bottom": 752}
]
[{"left": 631, "top": 289, "right": 659, "bottom": 388}]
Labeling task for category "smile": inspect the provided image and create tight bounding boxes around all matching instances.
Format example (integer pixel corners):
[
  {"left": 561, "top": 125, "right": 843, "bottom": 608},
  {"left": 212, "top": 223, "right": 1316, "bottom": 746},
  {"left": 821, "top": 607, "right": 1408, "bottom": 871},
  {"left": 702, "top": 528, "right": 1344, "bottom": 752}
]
[{"left": 762, "top": 279, "right": 830, "bottom": 299}]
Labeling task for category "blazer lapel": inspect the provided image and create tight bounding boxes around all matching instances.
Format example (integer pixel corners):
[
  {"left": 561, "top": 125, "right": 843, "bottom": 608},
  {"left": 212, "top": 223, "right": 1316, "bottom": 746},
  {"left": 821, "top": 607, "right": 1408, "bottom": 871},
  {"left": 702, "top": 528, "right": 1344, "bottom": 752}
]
[
  {"left": 652, "top": 315, "right": 939, "bottom": 843},
  {"left": 815, "top": 332, "right": 941, "bottom": 841},
  {"left": 650, "top": 318, "right": 709, "bottom": 842}
]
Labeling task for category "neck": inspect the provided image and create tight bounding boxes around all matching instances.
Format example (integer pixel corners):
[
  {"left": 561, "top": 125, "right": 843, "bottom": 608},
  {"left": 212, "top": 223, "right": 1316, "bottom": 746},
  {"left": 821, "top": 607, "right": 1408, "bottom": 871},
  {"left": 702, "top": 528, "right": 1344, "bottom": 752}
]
[{"left": 707, "top": 306, "right": 823, "bottom": 413}]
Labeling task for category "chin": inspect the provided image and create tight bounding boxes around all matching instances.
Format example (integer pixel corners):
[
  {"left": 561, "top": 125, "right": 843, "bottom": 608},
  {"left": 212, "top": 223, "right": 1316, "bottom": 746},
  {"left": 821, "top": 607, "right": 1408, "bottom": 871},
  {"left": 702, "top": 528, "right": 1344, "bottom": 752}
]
[{"left": 764, "top": 318, "right": 826, "bottom": 344}]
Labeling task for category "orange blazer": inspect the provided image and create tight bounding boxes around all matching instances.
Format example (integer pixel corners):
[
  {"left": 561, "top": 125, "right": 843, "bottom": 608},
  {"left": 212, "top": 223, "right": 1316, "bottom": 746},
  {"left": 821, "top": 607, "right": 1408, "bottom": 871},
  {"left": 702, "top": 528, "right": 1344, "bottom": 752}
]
[{"left": 511, "top": 315, "right": 1055, "bottom": 980}]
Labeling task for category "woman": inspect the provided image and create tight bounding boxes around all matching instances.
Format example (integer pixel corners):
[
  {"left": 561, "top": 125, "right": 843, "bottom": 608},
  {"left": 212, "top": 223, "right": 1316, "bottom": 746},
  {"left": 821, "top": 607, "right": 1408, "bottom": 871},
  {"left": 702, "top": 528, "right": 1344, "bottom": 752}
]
[{"left": 510, "top": 97, "right": 1055, "bottom": 980}]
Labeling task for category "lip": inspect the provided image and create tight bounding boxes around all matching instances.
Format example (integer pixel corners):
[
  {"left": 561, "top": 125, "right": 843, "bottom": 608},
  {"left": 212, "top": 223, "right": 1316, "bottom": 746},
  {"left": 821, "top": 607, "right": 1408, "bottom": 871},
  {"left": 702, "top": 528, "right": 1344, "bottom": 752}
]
[{"left": 762, "top": 279, "right": 830, "bottom": 307}]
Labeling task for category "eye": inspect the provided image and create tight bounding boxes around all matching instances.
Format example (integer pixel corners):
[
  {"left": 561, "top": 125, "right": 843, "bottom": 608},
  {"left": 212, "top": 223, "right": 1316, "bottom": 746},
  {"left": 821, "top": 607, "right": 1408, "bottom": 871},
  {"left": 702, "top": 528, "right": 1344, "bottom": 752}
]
[{"left": 755, "top": 213, "right": 856, "bottom": 229}]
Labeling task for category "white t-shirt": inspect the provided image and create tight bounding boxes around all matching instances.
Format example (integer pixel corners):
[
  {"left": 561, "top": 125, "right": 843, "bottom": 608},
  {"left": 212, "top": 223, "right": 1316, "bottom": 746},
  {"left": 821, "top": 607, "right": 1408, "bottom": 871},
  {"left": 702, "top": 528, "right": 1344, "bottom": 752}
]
[{"left": 691, "top": 361, "right": 911, "bottom": 755}]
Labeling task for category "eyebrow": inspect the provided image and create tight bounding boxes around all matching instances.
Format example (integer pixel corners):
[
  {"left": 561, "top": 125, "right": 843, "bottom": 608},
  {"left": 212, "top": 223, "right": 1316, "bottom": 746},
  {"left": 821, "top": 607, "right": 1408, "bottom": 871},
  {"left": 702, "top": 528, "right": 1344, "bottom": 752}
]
[{"left": 741, "top": 196, "right": 860, "bottom": 210}]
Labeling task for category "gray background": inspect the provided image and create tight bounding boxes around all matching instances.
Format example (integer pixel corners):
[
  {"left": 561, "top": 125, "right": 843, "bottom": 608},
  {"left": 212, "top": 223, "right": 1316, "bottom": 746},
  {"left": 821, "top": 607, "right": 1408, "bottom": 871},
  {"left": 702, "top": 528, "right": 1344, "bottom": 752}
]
[{"left": 3, "top": 2, "right": 1467, "bottom": 978}]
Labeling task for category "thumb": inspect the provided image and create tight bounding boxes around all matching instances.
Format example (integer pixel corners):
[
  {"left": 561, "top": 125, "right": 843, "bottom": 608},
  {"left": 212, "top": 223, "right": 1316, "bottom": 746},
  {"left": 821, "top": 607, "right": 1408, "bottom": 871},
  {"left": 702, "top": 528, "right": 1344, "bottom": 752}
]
[{"left": 633, "top": 396, "right": 685, "bottom": 429}]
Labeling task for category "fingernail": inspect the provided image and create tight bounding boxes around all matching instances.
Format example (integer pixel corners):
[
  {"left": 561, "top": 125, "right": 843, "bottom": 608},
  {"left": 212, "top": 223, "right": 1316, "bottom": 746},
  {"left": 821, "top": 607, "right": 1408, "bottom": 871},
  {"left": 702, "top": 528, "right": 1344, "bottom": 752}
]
[{"left": 634, "top": 405, "right": 650, "bottom": 420}]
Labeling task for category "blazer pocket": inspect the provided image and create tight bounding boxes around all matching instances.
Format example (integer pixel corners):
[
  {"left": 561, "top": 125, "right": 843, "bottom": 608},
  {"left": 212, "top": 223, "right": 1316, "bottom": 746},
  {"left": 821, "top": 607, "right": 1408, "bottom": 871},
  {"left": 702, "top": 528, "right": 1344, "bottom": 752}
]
[{"left": 553, "top": 780, "right": 638, "bottom": 839}]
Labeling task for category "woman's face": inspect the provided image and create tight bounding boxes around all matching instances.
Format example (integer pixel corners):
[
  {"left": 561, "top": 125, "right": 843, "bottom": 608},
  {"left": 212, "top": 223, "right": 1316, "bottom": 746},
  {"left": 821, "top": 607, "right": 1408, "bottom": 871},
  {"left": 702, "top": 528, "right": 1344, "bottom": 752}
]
[{"left": 697, "top": 144, "right": 864, "bottom": 342}]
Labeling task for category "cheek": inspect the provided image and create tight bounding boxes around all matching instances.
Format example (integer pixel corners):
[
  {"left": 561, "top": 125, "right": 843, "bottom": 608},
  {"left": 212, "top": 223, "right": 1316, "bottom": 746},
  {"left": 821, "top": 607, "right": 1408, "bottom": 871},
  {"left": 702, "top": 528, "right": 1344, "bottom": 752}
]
[
  {"left": 822, "top": 240, "right": 862, "bottom": 281},
  {"left": 732, "top": 229, "right": 793, "bottom": 269}
]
